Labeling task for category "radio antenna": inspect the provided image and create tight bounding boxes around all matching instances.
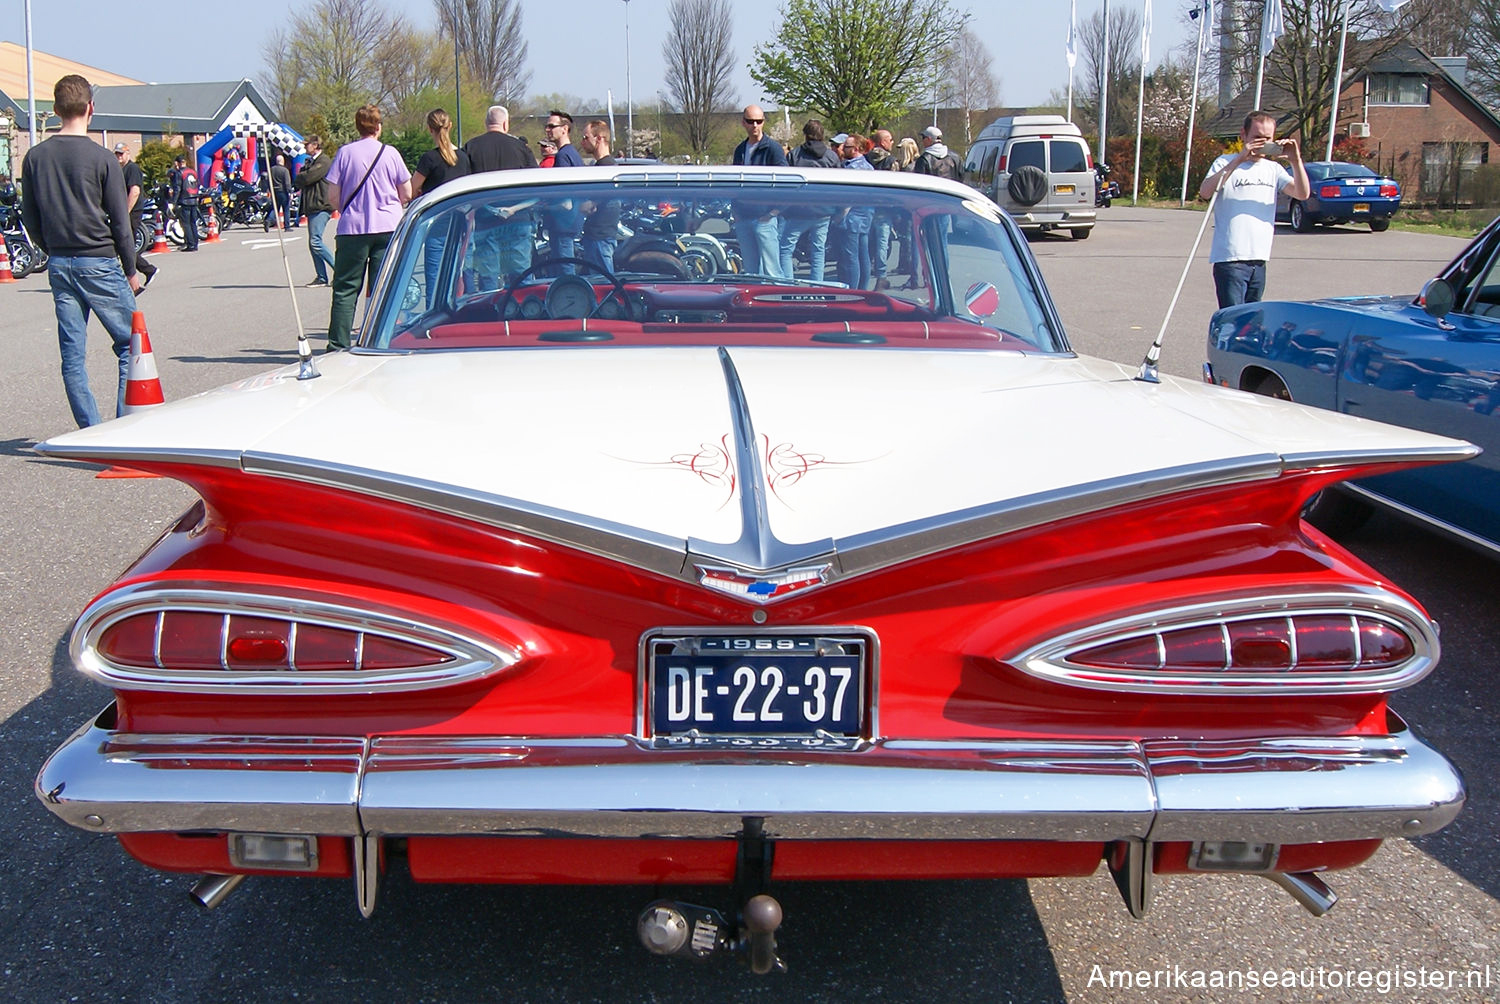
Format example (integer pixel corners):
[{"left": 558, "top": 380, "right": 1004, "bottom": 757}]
[
  {"left": 258, "top": 135, "right": 320, "bottom": 381},
  {"left": 1136, "top": 177, "right": 1225, "bottom": 384}
]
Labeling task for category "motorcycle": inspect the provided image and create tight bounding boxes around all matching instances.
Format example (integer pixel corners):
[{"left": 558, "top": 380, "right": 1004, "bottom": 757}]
[
  {"left": 219, "top": 178, "right": 275, "bottom": 230},
  {"left": 1095, "top": 162, "right": 1122, "bottom": 208},
  {"left": 0, "top": 196, "right": 46, "bottom": 278},
  {"left": 616, "top": 200, "right": 741, "bottom": 279}
]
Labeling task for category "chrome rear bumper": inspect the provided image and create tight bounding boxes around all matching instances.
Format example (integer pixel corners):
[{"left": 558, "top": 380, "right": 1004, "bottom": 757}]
[{"left": 37, "top": 706, "right": 1463, "bottom": 844}]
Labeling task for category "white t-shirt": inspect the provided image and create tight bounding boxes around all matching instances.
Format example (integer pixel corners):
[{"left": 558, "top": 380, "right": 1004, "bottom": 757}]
[{"left": 1206, "top": 154, "right": 1293, "bottom": 264}]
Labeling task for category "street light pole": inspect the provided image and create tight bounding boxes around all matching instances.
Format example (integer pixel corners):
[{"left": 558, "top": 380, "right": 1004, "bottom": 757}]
[
  {"left": 623, "top": 0, "right": 633, "bottom": 157},
  {"left": 453, "top": 23, "right": 462, "bottom": 145}
]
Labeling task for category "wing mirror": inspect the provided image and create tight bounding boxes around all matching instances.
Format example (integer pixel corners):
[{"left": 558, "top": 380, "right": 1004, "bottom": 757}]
[{"left": 1420, "top": 278, "right": 1456, "bottom": 320}]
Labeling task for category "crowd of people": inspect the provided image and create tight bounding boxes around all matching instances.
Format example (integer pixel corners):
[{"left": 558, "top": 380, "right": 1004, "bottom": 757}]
[{"left": 17, "top": 69, "right": 1311, "bottom": 429}]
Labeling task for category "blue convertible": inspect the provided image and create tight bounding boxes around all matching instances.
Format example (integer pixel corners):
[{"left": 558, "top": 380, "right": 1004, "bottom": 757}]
[{"left": 1205, "top": 217, "right": 1500, "bottom": 550}]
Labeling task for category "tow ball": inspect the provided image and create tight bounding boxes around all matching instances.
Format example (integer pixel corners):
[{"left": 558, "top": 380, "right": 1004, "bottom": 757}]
[{"left": 636, "top": 894, "right": 785, "bottom": 974}]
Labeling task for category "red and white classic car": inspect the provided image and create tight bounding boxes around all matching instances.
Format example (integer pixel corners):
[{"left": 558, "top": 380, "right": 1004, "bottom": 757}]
[{"left": 36, "top": 166, "right": 1466, "bottom": 972}]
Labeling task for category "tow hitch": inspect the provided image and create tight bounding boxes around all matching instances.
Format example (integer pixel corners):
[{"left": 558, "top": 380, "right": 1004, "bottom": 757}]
[
  {"left": 636, "top": 894, "right": 785, "bottom": 974},
  {"left": 636, "top": 817, "right": 785, "bottom": 973}
]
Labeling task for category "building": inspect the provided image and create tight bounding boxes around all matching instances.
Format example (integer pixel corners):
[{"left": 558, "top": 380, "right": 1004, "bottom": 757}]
[
  {"left": 1205, "top": 41, "right": 1500, "bottom": 206},
  {"left": 0, "top": 42, "right": 275, "bottom": 176}
]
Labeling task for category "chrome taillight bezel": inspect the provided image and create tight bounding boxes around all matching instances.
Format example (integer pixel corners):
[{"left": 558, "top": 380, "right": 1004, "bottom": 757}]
[
  {"left": 1009, "top": 588, "right": 1439, "bottom": 695},
  {"left": 72, "top": 583, "right": 521, "bottom": 694}
]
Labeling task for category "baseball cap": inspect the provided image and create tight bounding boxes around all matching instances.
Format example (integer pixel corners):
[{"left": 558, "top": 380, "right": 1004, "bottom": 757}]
[
  {"left": 113, "top": 142, "right": 126, "bottom": 152},
  {"left": 921, "top": 125, "right": 943, "bottom": 141},
  {"left": 831, "top": 133, "right": 849, "bottom": 145}
]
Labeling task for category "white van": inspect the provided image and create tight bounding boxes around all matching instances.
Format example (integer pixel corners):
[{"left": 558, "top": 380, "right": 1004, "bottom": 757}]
[{"left": 964, "top": 115, "right": 1097, "bottom": 239}]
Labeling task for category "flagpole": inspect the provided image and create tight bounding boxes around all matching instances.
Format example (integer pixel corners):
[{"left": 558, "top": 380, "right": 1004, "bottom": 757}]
[
  {"left": 1132, "top": 0, "right": 1149, "bottom": 205},
  {"left": 1325, "top": 0, "right": 1351, "bottom": 161},
  {"left": 1181, "top": 2, "right": 1206, "bottom": 204},
  {"left": 1099, "top": 0, "right": 1110, "bottom": 167},
  {"left": 1067, "top": 0, "right": 1077, "bottom": 122}
]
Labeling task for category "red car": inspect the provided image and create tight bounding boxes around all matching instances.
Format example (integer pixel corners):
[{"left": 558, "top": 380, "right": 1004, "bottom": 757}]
[{"left": 36, "top": 167, "right": 1465, "bottom": 972}]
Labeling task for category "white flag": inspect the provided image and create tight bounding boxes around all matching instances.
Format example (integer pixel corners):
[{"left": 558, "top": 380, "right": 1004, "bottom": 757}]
[
  {"left": 1142, "top": 0, "right": 1153, "bottom": 63},
  {"left": 1260, "top": 0, "right": 1284, "bottom": 58},
  {"left": 1200, "top": 0, "right": 1215, "bottom": 56},
  {"left": 1065, "top": 0, "right": 1078, "bottom": 69}
]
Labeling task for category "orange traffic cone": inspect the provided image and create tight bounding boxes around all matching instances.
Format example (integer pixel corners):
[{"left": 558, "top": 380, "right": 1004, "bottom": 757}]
[
  {"left": 204, "top": 204, "right": 221, "bottom": 242},
  {"left": 0, "top": 234, "right": 15, "bottom": 282},
  {"left": 98, "top": 312, "right": 165, "bottom": 478},
  {"left": 150, "top": 211, "right": 171, "bottom": 254},
  {"left": 123, "top": 311, "right": 165, "bottom": 413}
]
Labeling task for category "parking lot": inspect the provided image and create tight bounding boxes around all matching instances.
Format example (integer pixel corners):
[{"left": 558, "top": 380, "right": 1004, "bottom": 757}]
[{"left": 3, "top": 212, "right": 1498, "bottom": 1002}]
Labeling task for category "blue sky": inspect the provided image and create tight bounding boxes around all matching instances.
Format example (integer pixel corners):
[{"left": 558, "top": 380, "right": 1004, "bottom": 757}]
[{"left": 7, "top": 0, "right": 1191, "bottom": 110}]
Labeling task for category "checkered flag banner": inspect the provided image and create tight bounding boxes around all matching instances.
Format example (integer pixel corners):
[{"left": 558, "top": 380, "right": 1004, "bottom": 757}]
[{"left": 228, "top": 121, "right": 307, "bottom": 158}]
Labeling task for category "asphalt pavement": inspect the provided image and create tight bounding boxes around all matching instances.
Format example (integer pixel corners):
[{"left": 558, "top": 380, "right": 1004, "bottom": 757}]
[{"left": 2, "top": 212, "right": 1497, "bottom": 1003}]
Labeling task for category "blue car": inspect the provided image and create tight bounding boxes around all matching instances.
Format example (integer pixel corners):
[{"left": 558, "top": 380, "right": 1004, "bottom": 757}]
[
  {"left": 1205, "top": 216, "right": 1500, "bottom": 550},
  {"left": 1278, "top": 161, "right": 1402, "bottom": 233}
]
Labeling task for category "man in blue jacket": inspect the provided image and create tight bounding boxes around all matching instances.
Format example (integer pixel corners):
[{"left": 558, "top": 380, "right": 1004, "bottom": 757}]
[{"left": 731, "top": 104, "right": 787, "bottom": 278}]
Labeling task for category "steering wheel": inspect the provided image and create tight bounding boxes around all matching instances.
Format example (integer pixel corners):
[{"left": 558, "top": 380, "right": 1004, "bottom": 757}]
[{"left": 493, "top": 257, "right": 630, "bottom": 321}]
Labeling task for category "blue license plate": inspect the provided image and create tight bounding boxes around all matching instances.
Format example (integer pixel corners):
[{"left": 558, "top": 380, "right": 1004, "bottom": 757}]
[{"left": 647, "top": 633, "right": 867, "bottom": 737}]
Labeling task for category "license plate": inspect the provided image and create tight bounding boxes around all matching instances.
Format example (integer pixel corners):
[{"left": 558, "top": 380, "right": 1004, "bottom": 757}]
[
  {"left": 1055, "top": 184, "right": 1075, "bottom": 195},
  {"left": 1353, "top": 202, "right": 1370, "bottom": 213},
  {"left": 646, "top": 632, "right": 867, "bottom": 738}
]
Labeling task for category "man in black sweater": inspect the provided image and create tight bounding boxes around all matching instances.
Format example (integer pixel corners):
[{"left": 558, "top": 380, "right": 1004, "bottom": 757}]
[
  {"left": 21, "top": 74, "right": 142, "bottom": 428},
  {"left": 462, "top": 104, "right": 538, "bottom": 287}
]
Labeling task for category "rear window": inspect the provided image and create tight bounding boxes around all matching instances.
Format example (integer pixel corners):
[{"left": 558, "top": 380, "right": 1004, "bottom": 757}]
[
  {"left": 1050, "top": 140, "right": 1088, "bottom": 174},
  {"left": 1008, "top": 141, "right": 1045, "bottom": 172},
  {"left": 365, "top": 177, "right": 1068, "bottom": 355}
]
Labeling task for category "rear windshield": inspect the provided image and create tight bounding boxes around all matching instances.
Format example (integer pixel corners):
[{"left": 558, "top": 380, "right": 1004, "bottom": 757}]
[
  {"left": 364, "top": 177, "right": 1068, "bottom": 355},
  {"left": 1050, "top": 140, "right": 1088, "bottom": 173},
  {"left": 1319, "top": 162, "right": 1381, "bottom": 180},
  {"left": 1008, "top": 141, "right": 1045, "bottom": 172}
]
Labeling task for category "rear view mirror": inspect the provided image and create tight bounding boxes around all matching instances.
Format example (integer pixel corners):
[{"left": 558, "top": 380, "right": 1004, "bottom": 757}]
[{"left": 1420, "top": 278, "right": 1456, "bottom": 319}]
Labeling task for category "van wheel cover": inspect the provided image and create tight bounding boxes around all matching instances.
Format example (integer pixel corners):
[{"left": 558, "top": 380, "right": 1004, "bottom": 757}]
[{"left": 1008, "top": 165, "right": 1049, "bottom": 207}]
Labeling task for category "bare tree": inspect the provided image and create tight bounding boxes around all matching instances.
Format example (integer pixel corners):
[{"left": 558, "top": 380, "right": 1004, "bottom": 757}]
[
  {"left": 258, "top": 0, "right": 406, "bottom": 139},
  {"left": 936, "top": 28, "right": 1000, "bottom": 146},
  {"left": 432, "top": 0, "right": 532, "bottom": 103},
  {"left": 662, "top": 0, "right": 737, "bottom": 159},
  {"left": 1080, "top": 7, "right": 1142, "bottom": 139}
]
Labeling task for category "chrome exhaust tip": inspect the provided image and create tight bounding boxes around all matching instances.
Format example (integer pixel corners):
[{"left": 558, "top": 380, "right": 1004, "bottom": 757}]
[
  {"left": 189, "top": 873, "right": 246, "bottom": 910},
  {"left": 1263, "top": 871, "right": 1337, "bottom": 916}
]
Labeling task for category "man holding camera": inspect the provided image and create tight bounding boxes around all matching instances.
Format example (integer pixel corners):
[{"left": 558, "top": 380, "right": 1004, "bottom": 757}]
[{"left": 1199, "top": 110, "right": 1309, "bottom": 308}]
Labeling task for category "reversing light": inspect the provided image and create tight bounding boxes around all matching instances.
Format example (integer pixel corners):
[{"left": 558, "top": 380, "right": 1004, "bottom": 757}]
[
  {"left": 229, "top": 833, "right": 319, "bottom": 871},
  {"left": 1010, "top": 590, "right": 1438, "bottom": 695}
]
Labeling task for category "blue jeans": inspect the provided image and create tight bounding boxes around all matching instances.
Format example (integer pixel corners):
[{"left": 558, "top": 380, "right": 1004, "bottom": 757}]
[
  {"left": 872, "top": 214, "right": 893, "bottom": 279},
  {"left": 48, "top": 255, "right": 137, "bottom": 428},
  {"left": 838, "top": 227, "right": 871, "bottom": 290},
  {"left": 734, "top": 214, "right": 785, "bottom": 278},
  {"left": 472, "top": 221, "right": 535, "bottom": 289},
  {"left": 780, "top": 216, "right": 830, "bottom": 281},
  {"left": 1213, "top": 260, "right": 1267, "bottom": 308},
  {"left": 581, "top": 237, "right": 617, "bottom": 274},
  {"left": 307, "top": 210, "right": 334, "bottom": 282}
]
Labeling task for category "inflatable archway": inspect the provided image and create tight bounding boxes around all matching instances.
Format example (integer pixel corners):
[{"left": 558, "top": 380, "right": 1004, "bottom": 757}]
[{"left": 197, "top": 122, "right": 308, "bottom": 188}]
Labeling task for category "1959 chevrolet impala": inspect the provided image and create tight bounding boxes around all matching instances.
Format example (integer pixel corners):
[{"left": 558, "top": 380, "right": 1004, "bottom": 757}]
[{"left": 36, "top": 166, "right": 1466, "bottom": 972}]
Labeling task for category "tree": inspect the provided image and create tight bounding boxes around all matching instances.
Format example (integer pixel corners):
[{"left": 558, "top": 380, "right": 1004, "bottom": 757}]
[
  {"left": 662, "top": 0, "right": 738, "bottom": 159},
  {"left": 376, "top": 25, "right": 454, "bottom": 131},
  {"left": 432, "top": 0, "right": 531, "bottom": 103},
  {"left": 1079, "top": 6, "right": 1141, "bottom": 140},
  {"left": 936, "top": 27, "right": 1000, "bottom": 146},
  {"left": 750, "top": 0, "right": 968, "bottom": 132},
  {"left": 260, "top": 0, "right": 407, "bottom": 142}
]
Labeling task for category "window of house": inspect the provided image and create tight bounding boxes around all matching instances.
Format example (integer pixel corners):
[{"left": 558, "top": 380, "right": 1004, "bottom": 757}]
[
  {"left": 1368, "top": 73, "right": 1429, "bottom": 105},
  {"left": 1422, "top": 142, "right": 1489, "bottom": 205}
]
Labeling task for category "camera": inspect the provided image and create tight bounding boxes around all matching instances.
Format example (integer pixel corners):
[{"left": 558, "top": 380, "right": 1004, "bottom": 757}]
[{"left": 1259, "top": 141, "right": 1284, "bottom": 158}]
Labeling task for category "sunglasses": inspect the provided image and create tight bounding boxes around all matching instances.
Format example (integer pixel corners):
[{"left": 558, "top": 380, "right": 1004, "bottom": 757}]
[
  {"left": 544, "top": 122, "right": 564, "bottom": 129},
  {"left": 743, "top": 117, "right": 764, "bottom": 125}
]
